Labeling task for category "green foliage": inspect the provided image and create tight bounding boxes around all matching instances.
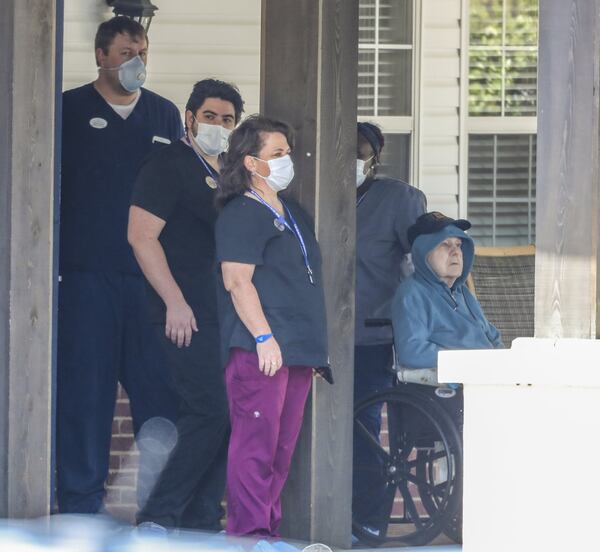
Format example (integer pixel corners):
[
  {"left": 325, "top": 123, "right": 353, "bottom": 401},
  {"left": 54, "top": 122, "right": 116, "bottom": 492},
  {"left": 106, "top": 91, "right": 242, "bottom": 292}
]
[{"left": 469, "top": 0, "right": 538, "bottom": 116}]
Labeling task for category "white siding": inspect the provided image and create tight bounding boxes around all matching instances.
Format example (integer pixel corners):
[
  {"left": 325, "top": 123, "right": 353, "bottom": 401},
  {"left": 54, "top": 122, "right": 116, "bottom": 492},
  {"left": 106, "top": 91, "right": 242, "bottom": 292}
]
[
  {"left": 62, "top": 0, "right": 261, "bottom": 115},
  {"left": 416, "top": 0, "right": 464, "bottom": 217},
  {"left": 62, "top": 0, "right": 468, "bottom": 210}
]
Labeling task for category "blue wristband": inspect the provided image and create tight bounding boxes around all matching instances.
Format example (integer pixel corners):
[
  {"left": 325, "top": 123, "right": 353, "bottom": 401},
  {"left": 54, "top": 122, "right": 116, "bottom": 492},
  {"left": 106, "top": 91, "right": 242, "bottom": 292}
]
[{"left": 255, "top": 333, "right": 273, "bottom": 344}]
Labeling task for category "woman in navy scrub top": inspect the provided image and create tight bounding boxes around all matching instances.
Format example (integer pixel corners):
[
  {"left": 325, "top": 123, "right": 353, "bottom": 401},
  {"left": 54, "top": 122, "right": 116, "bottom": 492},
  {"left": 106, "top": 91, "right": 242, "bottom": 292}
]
[{"left": 215, "top": 115, "right": 331, "bottom": 536}]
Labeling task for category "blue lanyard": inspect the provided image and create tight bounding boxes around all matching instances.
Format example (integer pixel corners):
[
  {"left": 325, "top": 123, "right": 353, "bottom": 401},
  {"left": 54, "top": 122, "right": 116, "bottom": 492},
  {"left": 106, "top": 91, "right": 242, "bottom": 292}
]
[
  {"left": 182, "top": 136, "right": 220, "bottom": 180},
  {"left": 248, "top": 190, "right": 315, "bottom": 285}
]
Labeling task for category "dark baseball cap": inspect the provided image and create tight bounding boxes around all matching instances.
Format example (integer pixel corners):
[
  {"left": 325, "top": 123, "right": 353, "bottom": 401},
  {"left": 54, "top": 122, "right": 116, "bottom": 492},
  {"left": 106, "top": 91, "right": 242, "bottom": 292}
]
[{"left": 407, "top": 211, "right": 471, "bottom": 246}]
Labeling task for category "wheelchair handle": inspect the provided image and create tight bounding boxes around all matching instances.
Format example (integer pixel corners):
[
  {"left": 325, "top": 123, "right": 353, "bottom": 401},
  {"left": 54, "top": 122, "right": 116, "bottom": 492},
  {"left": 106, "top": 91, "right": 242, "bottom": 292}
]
[{"left": 364, "top": 318, "right": 392, "bottom": 327}]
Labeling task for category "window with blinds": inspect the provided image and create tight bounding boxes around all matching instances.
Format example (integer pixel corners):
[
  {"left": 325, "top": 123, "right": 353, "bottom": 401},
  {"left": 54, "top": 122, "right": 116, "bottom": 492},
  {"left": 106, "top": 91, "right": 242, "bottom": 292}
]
[
  {"left": 467, "top": 0, "right": 538, "bottom": 246},
  {"left": 468, "top": 134, "right": 536, "bottom": 246},
  {"left": 358, "top": 0, "right": 414, "bottom": 181},
  {"left": 379, "top": 134, "right": 411, "bottom": 182}
]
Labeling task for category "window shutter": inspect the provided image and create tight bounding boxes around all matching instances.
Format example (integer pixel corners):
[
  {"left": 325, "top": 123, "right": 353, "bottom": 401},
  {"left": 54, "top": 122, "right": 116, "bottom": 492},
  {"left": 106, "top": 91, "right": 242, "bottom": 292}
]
[
  {"left": 358, "top": 0, "right": 412, "bottom": 116},
  {"left": 468, "top": 134, "right": 536, "bottom": 246}
]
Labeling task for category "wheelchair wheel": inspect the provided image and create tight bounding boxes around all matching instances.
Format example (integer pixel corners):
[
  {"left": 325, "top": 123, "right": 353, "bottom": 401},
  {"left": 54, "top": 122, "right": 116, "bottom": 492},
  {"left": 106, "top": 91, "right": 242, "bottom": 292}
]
[
  {"left": 352, "top": 387, "right": 462, "bottom": 547},
  {"left": 416, "top": 443, "right": 462, "bottom": 543}
]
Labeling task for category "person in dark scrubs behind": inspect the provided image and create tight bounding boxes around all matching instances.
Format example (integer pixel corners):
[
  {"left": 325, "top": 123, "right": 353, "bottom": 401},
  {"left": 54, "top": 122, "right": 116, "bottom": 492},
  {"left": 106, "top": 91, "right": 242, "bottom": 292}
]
[
  {"left": 215, "top": 115, "right": 332, "bottom": 536},
  {"left": 57, "top": 16, "right": 182, "bottom": 514},
  {"left": 353, "top": 122, "right": 427, "bottom": 539},
  {"left": 128, "top": 79, "right": 244, "bottom": 531}
]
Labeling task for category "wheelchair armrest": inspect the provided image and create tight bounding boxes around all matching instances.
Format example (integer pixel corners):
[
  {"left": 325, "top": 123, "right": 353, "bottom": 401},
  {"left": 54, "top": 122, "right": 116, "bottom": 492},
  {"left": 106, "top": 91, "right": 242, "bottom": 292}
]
[
  {"left": 396, "top": 366, "right": 439, "bottom": 386},
  {"left": 396, "top": 366, "right": 461, "bottom": 396}
]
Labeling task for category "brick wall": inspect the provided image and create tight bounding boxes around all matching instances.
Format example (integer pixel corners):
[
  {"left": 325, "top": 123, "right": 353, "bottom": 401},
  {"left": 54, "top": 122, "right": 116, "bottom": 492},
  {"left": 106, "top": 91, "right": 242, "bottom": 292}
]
[{"left": 105, "top": 384, "right": 138, "bottom": 523}]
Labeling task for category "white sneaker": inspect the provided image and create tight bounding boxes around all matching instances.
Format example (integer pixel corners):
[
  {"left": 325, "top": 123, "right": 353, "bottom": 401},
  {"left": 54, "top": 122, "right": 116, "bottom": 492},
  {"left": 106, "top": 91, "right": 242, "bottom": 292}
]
[
  {"left": 136, "top": 521, "right": 169, "bottom": 536},
  {"left": 302, "top": 544, "right": 333, "bottom": 552}
]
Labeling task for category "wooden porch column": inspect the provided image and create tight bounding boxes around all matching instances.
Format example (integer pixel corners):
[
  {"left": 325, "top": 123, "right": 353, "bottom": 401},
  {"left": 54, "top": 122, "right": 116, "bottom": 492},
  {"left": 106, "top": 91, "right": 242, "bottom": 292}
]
[
  {"left": 535, "top": 0, "right": 600, "bottom": 338},
  {"left": 261, "top": 0, "right": 358, "bottom": 547},
  {"left": 0, "top": 0, "right": 57, "bottom": 516}
]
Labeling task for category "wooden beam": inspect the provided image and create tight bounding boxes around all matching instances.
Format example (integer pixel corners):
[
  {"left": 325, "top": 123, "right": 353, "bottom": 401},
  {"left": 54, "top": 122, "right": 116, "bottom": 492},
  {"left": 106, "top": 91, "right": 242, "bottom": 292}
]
[
  {"left": 0, "top": 0, "right": 15, "bottom": 518},
  {"left": 0, "top": 0, "right": 56, "bottom": 516},
  {"left": 535, "top": 0, "right": 600, "bottom": 338},
  {"left": 261, "top": 0, "right": 358, "bottom": 547}
]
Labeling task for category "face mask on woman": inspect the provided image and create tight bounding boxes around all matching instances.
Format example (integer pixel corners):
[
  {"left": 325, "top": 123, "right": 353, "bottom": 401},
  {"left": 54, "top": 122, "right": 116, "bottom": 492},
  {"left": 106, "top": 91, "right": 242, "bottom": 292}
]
[
  {"left": 102, "top": 55, "right": 147, "bottom": 93},
  {"left": 253, "top": 155, "right": 295, "bottom": 192},
  {"left": 356, "top": 156, "right": 374, "bottom": 188},
  {"left": 192, "top": 121, "right": 232, "bottom": 156}
]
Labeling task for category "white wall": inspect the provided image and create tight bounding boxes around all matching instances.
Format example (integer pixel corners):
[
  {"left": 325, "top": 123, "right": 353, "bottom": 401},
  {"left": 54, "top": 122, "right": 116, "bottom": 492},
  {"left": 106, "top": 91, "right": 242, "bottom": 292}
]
[
  {"left": 62, "top": 0, "right": 467, "bottom": 210},
  {"left": 439, "top": 339, "right": 600, "bottom": 552},
  {"left": 62, "top": 0, "right": 261, "bottom": 115},
  {"left": 416, "top": 0, "right": 463, "bottom": 217}
]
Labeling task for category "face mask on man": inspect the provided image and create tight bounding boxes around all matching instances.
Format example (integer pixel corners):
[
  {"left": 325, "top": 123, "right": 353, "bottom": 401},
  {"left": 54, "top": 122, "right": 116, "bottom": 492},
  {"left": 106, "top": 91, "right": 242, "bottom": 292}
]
[
  {"left": 356, "top": 156, "right": 374, "bottom": 188},
  {"left": 192, "top": 120, "right": 232, "bottom": 157},
  {"left": 253, "top": 155, "right": 295, "bottom": 192},
  {"left": 102, "top": 55, "right": 147, "bottom": 93}
]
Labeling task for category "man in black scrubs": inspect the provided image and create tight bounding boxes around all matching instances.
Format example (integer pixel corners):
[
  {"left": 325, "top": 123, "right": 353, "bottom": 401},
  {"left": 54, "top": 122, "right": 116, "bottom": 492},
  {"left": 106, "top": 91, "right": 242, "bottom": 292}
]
[{"left": 128, "top": 79, "right": 244, "bottom": 530}]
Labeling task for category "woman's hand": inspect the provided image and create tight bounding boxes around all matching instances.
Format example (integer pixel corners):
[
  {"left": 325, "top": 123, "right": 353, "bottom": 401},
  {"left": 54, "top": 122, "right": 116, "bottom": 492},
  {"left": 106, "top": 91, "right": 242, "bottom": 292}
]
[
  {"left": 257, "top": 337, "right": 283, "bottom": 376},
  {"left": 165, "top": 298, "right": 198, "bottom": 348}
]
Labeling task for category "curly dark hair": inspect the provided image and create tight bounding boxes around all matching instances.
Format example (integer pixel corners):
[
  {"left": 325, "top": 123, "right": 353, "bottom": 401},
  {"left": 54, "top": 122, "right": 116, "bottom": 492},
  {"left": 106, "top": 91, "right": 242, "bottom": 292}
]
[
  {"left": 185, "top": 79, "right": 245, "bottom": 124},
  {"left": 216, "top": 115, "right": 295, "bottom": 209}
]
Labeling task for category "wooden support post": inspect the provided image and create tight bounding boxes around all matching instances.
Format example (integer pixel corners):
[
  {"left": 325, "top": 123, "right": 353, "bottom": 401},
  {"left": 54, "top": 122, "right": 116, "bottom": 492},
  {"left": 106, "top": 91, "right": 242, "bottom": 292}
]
[
  {"left": 0, "top": 0, "right": 56, "bottom": 517},
  {"left": 535, "top": 0, "right": 600, "bottom": 338},
  {"left": 261, "top": 0, "right": 358, "bottom": 547}
]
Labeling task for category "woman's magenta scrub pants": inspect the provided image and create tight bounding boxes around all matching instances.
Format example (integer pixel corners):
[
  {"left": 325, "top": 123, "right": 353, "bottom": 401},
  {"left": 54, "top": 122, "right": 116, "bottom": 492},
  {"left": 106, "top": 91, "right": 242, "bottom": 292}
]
[{"left": 224, "top": 348, "right": 313, "bottom": 536}]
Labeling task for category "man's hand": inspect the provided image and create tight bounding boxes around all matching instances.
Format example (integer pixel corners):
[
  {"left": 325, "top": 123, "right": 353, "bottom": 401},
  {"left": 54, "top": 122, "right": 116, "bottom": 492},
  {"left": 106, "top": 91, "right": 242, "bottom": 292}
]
[
  {"left": 165, "top": 299, "right": 198, "bottom": 348},
  {"left": 257, "top": 338, "right": 283, "bottom": 376}
]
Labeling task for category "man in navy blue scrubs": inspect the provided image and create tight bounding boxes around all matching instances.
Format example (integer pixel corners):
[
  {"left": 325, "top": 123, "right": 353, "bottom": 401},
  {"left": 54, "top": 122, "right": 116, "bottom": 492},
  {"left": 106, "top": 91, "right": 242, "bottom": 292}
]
[
  {"left": 353, "top": 122, "right": 427, "bottom": 539},
  {"left": 57, "top": 16, "right": 182, "bottom": 513}
]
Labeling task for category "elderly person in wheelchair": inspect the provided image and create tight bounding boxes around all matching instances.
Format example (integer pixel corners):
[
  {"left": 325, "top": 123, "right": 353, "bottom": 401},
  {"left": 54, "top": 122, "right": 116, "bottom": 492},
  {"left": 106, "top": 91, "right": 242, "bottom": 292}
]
[
  {"left": 392, "top": 211, "right": 503, "bottom": 373},
  {"left": 352, "top": 211, "right": 503, "bottom": 547}
]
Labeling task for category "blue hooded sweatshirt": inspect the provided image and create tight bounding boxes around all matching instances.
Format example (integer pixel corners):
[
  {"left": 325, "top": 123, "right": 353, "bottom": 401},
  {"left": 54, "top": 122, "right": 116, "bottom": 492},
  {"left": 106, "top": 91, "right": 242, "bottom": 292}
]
[{"left": 391, "top": 224, "right": 503, "bottom": 369}]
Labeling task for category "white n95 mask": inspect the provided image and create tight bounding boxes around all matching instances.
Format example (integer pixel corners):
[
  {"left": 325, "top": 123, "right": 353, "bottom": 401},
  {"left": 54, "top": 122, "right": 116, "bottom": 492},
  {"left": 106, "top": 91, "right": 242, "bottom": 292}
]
[
  {"left": 101, "top": 55, "right": 147, "bottom": 93},
  {"left": 118, "top": 56, "right": 147, "bottom": 92}
]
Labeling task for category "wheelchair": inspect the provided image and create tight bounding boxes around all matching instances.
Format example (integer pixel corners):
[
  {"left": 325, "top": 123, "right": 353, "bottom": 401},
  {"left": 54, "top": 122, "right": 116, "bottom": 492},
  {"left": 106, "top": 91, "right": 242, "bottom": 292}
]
[{"left": 352, "top": 319, "right": 463, "bottom": 547}]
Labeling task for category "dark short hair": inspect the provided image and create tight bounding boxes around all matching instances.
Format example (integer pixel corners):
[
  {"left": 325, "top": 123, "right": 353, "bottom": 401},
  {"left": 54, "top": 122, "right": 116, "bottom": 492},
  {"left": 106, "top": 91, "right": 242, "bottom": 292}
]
[
  {"left": 358, "top": 122, "right": 384, "bottom": 157},
  {"left": 185, "top": 79, "right": 245, "bottom": 124},
  {"left": 94, "top": 16, "right": 147, "bottom": 57},
  {"left": 216, "top": 115, "right": 295, "bottom": 208},
  {"left": 358, "top": 122, "right": 385, "bottom": 175}
]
